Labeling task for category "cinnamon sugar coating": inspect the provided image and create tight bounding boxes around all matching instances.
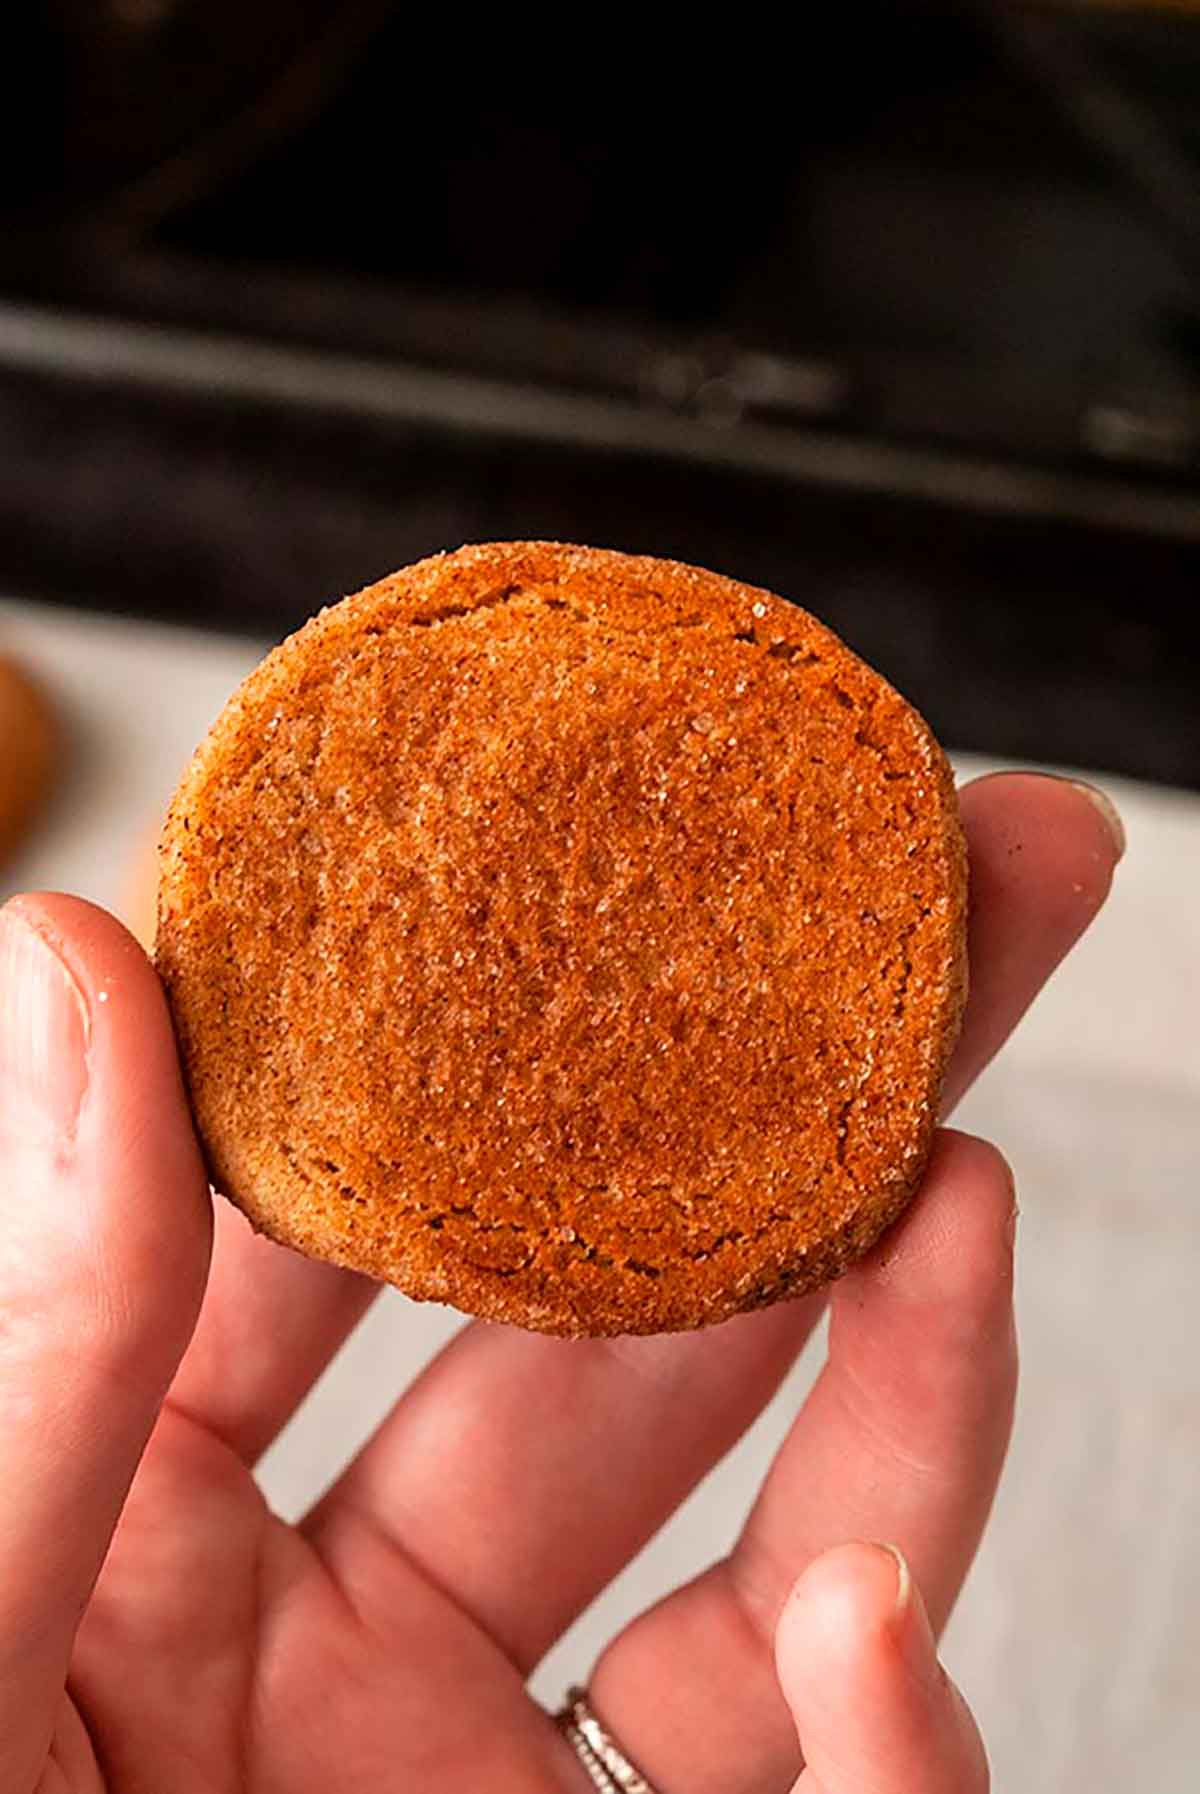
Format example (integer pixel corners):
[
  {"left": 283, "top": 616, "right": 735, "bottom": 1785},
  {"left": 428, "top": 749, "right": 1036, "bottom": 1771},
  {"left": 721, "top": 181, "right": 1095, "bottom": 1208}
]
[{"left": 157, "top": 543, "right": 966, "bottom": 1335}]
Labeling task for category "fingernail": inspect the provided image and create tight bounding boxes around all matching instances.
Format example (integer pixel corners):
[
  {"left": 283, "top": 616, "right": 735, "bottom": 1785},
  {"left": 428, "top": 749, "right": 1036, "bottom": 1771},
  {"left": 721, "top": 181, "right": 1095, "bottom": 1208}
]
[
  {"left": 0, "top": 907, "right": 90, "bottom": 1144},
  {"left": 1069, "top": 780, "right": 1126, "bottom": 862},
  {"left": 878, "top": 1542, "right": 912, "bottom": 1617},
  {"left": 877, "top": 1543, "right": 942, "bottom": 1687}
]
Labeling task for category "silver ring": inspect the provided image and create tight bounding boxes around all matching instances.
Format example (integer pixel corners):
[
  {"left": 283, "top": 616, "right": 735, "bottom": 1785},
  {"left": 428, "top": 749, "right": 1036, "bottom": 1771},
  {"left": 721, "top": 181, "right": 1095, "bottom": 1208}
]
[{"left": 554, "top": 1687, "right": 662, "bottom": 1794}]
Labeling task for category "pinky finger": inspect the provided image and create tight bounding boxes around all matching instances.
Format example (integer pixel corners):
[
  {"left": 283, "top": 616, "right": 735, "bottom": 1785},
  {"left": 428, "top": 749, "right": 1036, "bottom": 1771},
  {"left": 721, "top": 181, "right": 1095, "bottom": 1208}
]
[{"left": 776, "top": 1543, "right": 989, "bottom": 1794}]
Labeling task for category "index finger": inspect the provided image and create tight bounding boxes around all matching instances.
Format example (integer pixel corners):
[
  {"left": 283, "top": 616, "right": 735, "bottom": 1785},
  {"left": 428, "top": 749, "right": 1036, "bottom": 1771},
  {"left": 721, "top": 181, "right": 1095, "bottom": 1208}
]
[{"left": 945, "top": 771, "right": 1123, "bottom": 1109}]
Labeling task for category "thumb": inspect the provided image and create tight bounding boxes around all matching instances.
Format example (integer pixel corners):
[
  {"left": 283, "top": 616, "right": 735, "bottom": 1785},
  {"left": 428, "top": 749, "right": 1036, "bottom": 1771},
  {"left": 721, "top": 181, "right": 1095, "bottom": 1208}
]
[
  {"left": 0, "top": 895, "right": 211, "bottom": 1791},
  {"left": 775, "top": 1542, "right": 990, "bottom": 1794}
]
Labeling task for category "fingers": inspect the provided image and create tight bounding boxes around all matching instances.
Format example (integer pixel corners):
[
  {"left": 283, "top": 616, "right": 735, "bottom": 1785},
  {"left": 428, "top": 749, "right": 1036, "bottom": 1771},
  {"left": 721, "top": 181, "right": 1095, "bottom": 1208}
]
[
  {"left": 163, "top": 771, "right": 1124, "bottom": 1473},
  {"left": 166, "top": 1199, "right": 378, "bottom": 1464},
  {"left": 946, "top": 772, "right": 1123, "bottom": 1107},
  {"left": 0, "top": 896, "right": 211, "bottom": 1792},
  {"left": 305, "top": 1295, "right": 826, "bottom": 1670},
  {"left": 149, "top": 770, "right": 1127, "bottom": 1474},
  {"left": 742, "top": 1131, "right": 1018, "bottom": 1635},
  {"left": 777, "top": 1543, "right": 989, "bottom": 1794},
  {"left": 589, "top": 1129, "right": 1015, "bottom": 1793},
  {"left": 296, "top": 771, "right": 1109, "bottom": 1676}
]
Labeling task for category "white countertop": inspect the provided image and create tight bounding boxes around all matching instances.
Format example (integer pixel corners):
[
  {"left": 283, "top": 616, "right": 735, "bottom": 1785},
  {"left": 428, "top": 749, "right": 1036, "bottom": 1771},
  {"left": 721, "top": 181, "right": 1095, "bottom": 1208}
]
[{"left": 3, "top": 596, "right": 1197, "bottom": 1793}]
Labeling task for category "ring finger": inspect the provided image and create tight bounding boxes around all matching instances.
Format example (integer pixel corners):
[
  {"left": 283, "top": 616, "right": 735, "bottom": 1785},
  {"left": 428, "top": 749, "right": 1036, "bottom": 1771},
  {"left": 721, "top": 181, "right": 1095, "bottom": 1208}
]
[{"left": 589, "top": 1127, "right": 1015, "bottom": 1792}]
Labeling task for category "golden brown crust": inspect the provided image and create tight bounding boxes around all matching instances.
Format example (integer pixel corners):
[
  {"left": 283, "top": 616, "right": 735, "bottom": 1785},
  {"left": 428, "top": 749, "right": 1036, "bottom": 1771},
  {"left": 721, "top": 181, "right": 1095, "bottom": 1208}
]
[
  {"left": 157, "top": 542, "right": 966, "bottom": 1335},
  {"left": 122, "top": 817, "right": 164, "bottom": 952},
  {"left": 0, "top": 653, "right": 56, "bottom": 869}
]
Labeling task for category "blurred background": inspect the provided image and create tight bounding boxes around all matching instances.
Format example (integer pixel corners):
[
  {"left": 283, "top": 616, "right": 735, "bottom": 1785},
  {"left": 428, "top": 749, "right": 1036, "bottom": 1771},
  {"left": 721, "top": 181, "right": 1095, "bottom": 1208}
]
[
  {"left": 1, "top": 4, "right": 1198, "bottom": 1791},
  {"left": 3, "top": 0, "right": 1200, "bottom": 783}
]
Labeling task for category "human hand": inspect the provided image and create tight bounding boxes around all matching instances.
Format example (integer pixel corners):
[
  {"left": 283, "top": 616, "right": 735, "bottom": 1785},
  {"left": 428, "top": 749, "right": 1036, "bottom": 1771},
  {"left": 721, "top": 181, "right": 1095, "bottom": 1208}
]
[{"left": 0, "top": 771, "right": 1121, "bottom": 1793}]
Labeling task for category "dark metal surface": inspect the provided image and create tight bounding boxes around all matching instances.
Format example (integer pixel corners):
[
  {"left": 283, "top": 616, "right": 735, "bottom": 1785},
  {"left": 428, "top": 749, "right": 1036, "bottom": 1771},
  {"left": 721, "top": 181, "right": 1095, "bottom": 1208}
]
[
  {"left": 16, "top": 1, "right": 393, "bottom": 234},
  {"left": 3, "top": 3, "right": 1198, "bottom": 787},
  {"left": 2, "top": 324, "right": 1195, "bottom": 788}
]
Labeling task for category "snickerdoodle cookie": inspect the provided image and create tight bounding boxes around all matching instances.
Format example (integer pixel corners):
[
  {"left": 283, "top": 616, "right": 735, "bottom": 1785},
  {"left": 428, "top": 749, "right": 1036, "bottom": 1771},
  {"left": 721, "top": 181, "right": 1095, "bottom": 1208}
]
[{"left": 157, "top": 543, "right": 966, "bottom": 1335}]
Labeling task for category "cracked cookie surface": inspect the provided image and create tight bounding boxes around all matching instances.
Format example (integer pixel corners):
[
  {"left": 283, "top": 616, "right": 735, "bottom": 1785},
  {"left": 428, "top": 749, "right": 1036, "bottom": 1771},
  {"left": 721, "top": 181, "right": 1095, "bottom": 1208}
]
[{"left": 157, "top": 542, "right": 966, "bottom": 1335}]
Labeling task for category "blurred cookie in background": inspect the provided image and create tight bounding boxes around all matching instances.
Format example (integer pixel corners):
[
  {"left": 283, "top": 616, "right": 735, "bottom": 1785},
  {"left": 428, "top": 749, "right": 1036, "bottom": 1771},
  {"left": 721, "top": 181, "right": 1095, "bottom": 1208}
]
[{"left": 0, "top": 652, "right": 57, "bottom": 869}]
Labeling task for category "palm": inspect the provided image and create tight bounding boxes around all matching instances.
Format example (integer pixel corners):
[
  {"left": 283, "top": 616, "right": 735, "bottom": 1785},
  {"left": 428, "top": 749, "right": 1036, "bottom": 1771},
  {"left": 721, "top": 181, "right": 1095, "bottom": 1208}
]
[
  {"left": 61, "top": 1415, "right": 556, "bottom": 1792},
  {"left": 5, "top": 774, "right": 1120, "bottom": 1794}
]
